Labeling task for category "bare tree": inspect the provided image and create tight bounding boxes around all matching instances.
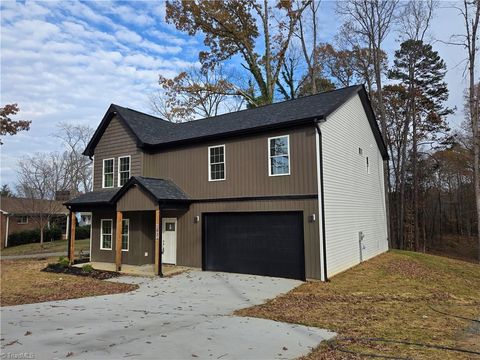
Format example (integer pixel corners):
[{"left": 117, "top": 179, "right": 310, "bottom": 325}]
[
  {"left": 337, "top": 0, "right": 399, "bottom": 138},
  {"left": 398, "top": 0, "right": 436, "bottom": 42},
  {"left": 448, "top": 0, "right": 480, "bottom": 262},
  {"left": 55, "top": 122, "right": 94, "bottom": 193},
  {"left": 151, "top": 66, "right": 242, "bottom": 122},
  {"left": 295, "top": 0, "right": 322, "bottom": 95},
  {"left": 16, "top": 153, "right": 69, "bottom": 244}
]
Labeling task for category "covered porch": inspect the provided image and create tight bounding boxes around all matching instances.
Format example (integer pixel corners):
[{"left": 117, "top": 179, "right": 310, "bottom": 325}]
[{"left": 65, "top": 176, "right": 191, "bottom": 276}]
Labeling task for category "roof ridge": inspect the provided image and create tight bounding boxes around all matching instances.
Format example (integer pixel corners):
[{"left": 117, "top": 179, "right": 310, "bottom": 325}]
[
  {"left": 111, "top": 104, "right": 171, "bottom": 124},
  {"left": 112, "top": 84, "right": 363, "bottom": 126}
]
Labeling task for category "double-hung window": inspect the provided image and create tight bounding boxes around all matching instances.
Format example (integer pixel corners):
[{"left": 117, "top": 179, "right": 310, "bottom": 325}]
[
  {"left": 121, "top": 219, "right": 129, "bottom": 251},
  {"left": 17, "top": 215, "right": 28, "bottom": 224},
  {"left": 100, "top": 219, "right": 112, "bottom": 250},
  {"left": 118, "top": 156, "right": 131, "bottom": 187},
  {"left": 208, "top": 145, "right": 225, "bottom": 181},
  {"left": 268, "top": 135, "right": 290, "bottom": 176},
  {"left": 103, "top": 159, "right": 114, "bottom": 188}
]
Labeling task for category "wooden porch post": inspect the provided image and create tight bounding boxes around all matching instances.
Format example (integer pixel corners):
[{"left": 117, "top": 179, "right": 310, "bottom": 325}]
[
  {"left": 69, "top": 211, "right": 76, "bottom": 265},
  {"left": 155, "top": 207, "right": 163, "bottom": 276},
  {"left": 115, "top": 211, "right": 123, "bottom": 272}
]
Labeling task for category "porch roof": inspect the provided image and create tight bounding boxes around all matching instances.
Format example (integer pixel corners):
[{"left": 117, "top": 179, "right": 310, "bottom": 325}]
[{"left": 64, "top": 177, "right": 190, "bottom": 209}]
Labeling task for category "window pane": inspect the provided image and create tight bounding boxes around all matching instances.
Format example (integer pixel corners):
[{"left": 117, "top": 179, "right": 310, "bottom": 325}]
[
  {"left": 103, "top": 234, "right": 112, "bottom": 249},
  {"left": 104, "top": 173, "right": 113, "bottom": 187},
  {"left": 210, "top": 163, "right": 225, "bottom": 180},
  {"left": 120, "top": 157, "right": 130, "bottom": 171},
  {"left": 119, "top": 171, "right": 129, "bottom": 186},
  {"left": 270, "top": 137, "right": 288, "bottom": 156},
  {"left": 271, "top": 156, "right": 289, "bottom": 175},
  {"left": 104, "top": 159, "right": 113, "bottom": 173}
]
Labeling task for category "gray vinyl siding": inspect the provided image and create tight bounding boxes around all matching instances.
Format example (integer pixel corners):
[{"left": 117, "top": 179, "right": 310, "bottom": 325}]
[
  {"left": 93, "top": 116, "right": 142, "bottom": 191},
  {"left": 142, "top": 126, "right": 318, "bottom": 198},
  {"left": 320, "top": 94, "right": 388, "bottom": 277}
]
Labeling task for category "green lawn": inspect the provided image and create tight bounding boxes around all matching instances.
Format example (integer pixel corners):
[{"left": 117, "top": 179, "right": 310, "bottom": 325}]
[
  {"left": 237, "top": 250, "right": 480, "bottom": 359},
  {"left": 1, "top": 239, "right": 90, "bottom": 256}
]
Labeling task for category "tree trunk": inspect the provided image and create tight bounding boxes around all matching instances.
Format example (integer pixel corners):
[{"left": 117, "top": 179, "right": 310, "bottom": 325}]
[{"left": 40, "top": 225, "right": 44, "bottom": 245}]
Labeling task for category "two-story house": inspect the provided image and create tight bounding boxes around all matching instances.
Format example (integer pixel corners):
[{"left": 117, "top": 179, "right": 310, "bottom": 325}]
[{"left": 65, "top": 85, "right": 389, "bottom": 281}]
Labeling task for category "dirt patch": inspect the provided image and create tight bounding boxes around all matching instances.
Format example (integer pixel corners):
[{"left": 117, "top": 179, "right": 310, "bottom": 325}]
[
  {"left": 1, "top": 258, "right": 138, "bottom": 306},
  {"left": 42, "top": 263, "right": 120, "bottom": 280}
]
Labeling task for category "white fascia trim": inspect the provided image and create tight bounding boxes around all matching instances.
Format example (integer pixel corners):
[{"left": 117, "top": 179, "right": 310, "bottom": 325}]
[{"left": 315, "top": 127, "right": 326, "bottom": 282}]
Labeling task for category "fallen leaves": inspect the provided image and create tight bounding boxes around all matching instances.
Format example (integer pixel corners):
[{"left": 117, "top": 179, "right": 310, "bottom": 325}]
[{"left": 0, "top": 258, "right": 138, "bottom": 306}]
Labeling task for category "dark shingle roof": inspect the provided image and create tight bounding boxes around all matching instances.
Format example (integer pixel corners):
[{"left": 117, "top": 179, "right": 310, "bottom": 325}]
[
  {"left": 84, "top": 84, "right": 389, "bottom": 157},
  {"left": 64, "top": 189, "right": 117, "bottom": 206},
  {"left": 66, "top": 177, "right": 190, "bottom": 208},
  {"left": 133, "top": 176, "right": 190, "bottom": 201},
  {"left": 116, "top": 85, "right": 361, "bottom": 146}
]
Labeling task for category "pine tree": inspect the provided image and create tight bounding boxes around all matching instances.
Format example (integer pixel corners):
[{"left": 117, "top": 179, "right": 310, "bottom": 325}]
[{"left": 388, "top": 39, "right": 453, "bottom": 251}]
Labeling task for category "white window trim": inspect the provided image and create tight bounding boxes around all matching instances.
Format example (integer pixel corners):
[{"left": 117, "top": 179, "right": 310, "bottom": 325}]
[
  {"left": 208, "top": 145, "right": 226, "bottom": 181},
  {"left": 268, "top": 135, "right": 291, "bottom": 177},
  {"left": 17, "top": 215, "right": 28, "bottom": 224},
  {"left": 102, "top": 158, "right": 114, "bottom": 189},
  {"left": 117, "top": 155, "right": 131, "bottom": 187},
  {"left": 121, "top": 218, "right": 129, "bottom": 252},
  {"left": 100, "top": 219, "right": 113, "bottom": 250}
]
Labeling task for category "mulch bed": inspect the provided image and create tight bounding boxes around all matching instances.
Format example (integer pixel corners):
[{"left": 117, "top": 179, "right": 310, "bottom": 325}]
[{"left": 42, "top": 264, "right": 120, "bottom": 280}]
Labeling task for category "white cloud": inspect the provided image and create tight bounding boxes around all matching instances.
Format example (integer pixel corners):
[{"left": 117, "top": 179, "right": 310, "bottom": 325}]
[{"left": 0, "top": 0, "right": 200, "bottom": 186}]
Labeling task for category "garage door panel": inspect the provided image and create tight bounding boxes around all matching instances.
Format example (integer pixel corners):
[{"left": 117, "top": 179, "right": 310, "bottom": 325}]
[{"left": 203, "top": 212, "right": 305, "bottom": 280}]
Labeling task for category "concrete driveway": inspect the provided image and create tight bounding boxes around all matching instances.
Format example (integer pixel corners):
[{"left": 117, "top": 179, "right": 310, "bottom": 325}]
[{"left": 0, "top": 271, "right": 335, "bottom": 360}]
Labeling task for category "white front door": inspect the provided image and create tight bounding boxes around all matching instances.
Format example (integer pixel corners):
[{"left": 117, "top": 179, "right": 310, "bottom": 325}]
[{"left": 162, "top": 218, "right": 177, "bottom": 264}]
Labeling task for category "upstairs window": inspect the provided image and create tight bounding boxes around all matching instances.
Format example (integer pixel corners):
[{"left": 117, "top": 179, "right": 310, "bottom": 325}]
[
  {"left": 121, "top": 219, "right": 129, "bottom": 251},
  {"left": 118, "top": 156, "right": 131, "bottom": 187},
  {"left": 100, "top": 219, "right": 112, "bottom": 250},
  {"left": 268, "top": 135, "right": 290, "bottom": 176},
  {"left": 102, "top": 158, "right": 114, "bottom": 188},
  {"left": 208, "top": 145, "right": 225, "bottom": 181}
]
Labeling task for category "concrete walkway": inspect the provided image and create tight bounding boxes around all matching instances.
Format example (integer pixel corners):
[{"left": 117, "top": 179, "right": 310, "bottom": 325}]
[{"left": 1, "top": 271, "right": 335, "bottom": 360}]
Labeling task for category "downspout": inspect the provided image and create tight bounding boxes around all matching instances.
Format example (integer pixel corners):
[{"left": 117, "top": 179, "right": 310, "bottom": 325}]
[{"left": 314, "top": 119, "right": 328, "bottom": 282}]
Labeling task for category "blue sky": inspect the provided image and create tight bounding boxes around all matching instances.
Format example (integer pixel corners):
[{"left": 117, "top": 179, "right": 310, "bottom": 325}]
[{"left": 0, "top": 0, "right": 468, "bottom": 188}]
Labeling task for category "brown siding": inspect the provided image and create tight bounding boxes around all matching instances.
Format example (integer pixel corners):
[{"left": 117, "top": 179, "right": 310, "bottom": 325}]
[
  {"left": 175, "top": 198, "right": 320, "bottom": 280},
  {"left": 91, "top": 209, "right": 155, "bottom": 265},
  {"left": 143, "top": 126, "right": 317, "bottom": 198},
  {"left": 93, "top": 116, "right": 142, "bottom": 191},
  {"left": 117, "top": 186, "right": 157, "bottom": 211}
]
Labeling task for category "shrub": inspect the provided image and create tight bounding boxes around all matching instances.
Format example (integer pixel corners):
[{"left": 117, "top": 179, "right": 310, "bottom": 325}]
[
  {"left": 57, "top": 256, "right": 70, "bottom": 268},
  {"left": 81, "top": 264, "right": 94, "bottom": 273},
  {"left": 75, "top": 225, "right": 90, "bottom": 240},
  {"left": 7, "top": 226, "right": 62, "bottom": 246}
]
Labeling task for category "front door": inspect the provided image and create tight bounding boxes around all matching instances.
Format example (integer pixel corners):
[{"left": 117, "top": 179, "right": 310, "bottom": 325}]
[{"left": 162, "top": 218, "right": 177, "bottom": 264}]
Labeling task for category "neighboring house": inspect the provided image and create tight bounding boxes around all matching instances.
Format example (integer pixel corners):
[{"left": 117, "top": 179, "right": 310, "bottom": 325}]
[
  {"left": 0, "top": 196, "right": 69, "bottom": 248},
  {"left": 66, "top": 85, "right": 389, "bottom": 281}
]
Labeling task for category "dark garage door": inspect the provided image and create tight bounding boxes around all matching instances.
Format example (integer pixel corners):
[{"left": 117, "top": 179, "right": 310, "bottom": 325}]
[{"left": 203, "top": 212, "right": 305, "bottom": 280}]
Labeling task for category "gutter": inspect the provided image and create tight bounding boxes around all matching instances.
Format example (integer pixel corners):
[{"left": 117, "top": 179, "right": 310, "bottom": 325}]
[{"left": 314, "top": 119, "right": 328, "bottom": 282}]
